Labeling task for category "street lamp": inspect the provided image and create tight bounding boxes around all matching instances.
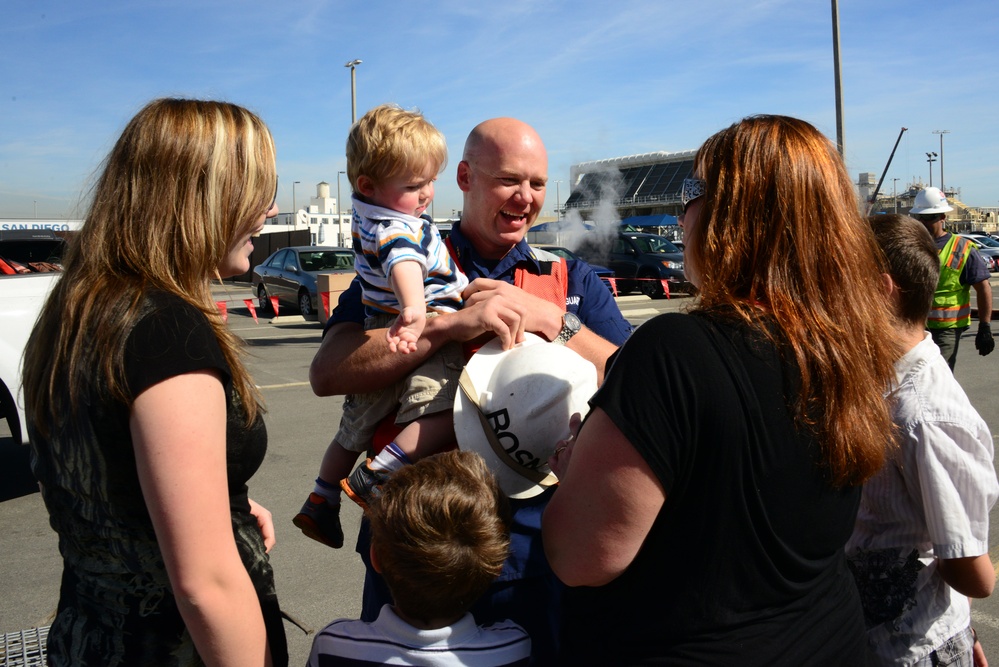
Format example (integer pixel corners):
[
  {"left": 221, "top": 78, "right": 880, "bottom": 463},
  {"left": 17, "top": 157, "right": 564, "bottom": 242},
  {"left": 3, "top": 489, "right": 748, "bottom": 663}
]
[
  {"left": 932, "top": 130, "right": 950, "bottom": 193},
  {"left": 553, "top": 180, "right": 563, "bottom": 220},
  {"left": 344, "top": 59, "right": 362, "bottom": 124},
  {"left": 33, "top": 200, "right": 37, "bottom": 218},
  {"left": 337, "top": 170, "right": 346, "bottom": 234},
  {"left": 925, "top": 152, "right": 937, "bottom": 187},
  {"left": 892, "top": 178, "right": 900, "bottom": 214},
  {"left": 830, "top": 0, "right": 845, "bottom": 157},
  {"left": 292, "top": 181, "right": 301, "bottom": 218}
]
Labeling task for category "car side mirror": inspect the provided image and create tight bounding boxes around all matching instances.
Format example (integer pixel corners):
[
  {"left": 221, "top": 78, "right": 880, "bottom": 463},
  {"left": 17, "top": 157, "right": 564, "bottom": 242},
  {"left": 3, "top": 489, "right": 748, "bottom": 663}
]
[{"left": 285, "top": 264, "right": 298, "bottom": 273}]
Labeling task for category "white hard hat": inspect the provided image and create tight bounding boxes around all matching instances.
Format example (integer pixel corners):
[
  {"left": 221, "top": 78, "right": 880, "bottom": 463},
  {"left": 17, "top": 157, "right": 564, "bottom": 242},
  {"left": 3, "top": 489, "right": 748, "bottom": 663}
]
[
  {"left": 909, "top": 187, "right": 953, "bottom": 214},
  {"left": 453, "top": 332, "right": 598, "bottom": 499}
]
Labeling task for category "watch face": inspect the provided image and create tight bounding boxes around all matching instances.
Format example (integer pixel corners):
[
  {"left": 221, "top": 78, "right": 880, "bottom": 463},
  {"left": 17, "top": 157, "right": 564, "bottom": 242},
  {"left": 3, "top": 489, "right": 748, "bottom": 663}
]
[{"left": 565, "top": 312, "right": 582, "bottom": 332}]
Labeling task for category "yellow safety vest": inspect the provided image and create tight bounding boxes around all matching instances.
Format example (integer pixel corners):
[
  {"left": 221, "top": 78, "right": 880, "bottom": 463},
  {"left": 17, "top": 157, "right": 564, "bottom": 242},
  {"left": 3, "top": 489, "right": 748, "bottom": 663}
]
[{"left": 927, "top": 234, "right": 973, "bottom": 329}]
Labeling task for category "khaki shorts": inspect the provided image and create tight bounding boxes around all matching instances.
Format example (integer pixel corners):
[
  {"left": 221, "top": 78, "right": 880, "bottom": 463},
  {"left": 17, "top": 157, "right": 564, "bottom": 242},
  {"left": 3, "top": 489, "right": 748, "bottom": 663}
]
[{"left": 335, "top": 311, "right": 463, "bottom": 452}]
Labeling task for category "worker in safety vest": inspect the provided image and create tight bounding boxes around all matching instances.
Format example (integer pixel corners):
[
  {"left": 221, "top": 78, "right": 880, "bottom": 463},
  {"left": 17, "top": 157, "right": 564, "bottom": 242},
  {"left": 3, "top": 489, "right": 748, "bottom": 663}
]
[{"left": 910, "top": 186, "right": 994, "bottom": 370}]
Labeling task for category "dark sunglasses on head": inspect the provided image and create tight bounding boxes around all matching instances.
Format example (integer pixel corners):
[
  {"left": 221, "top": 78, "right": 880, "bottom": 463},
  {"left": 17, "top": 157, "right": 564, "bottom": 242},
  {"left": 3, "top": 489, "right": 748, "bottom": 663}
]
[{"left": 681, "top": 178, "right": 705, "bottom": 212}]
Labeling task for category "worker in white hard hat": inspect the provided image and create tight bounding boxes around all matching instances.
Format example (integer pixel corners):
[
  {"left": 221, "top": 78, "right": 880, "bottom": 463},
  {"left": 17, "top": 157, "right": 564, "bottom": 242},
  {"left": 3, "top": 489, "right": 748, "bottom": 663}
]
[{"left": 909, "top": 186, "right": 994, "bottom": 369}]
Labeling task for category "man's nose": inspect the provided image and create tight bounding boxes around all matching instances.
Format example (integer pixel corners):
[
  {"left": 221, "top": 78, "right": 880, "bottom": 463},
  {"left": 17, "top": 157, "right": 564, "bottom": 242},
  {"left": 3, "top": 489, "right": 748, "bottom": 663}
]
[{"left": 514, "top": 181, "right": 534, "bottom": 204}]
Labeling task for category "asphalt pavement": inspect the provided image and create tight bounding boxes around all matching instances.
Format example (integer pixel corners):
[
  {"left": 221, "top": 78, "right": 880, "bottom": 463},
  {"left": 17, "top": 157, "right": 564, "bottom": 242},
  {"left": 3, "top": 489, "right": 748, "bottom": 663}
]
[{"left": 3, "top": 280, "right": 999, "bottom": 665}]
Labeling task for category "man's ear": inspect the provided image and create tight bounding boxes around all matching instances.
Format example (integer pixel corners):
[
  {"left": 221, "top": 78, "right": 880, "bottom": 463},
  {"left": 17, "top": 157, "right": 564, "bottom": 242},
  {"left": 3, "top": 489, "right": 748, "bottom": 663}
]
[
  {"left": 369, "top": 544, "right": 383, "bottom": 574},
  {"left": 456, "top": 161, "right": 472, "bottom": 193},
  {"left": 355, "top": 175, "right": 376, "bottom": 198}
]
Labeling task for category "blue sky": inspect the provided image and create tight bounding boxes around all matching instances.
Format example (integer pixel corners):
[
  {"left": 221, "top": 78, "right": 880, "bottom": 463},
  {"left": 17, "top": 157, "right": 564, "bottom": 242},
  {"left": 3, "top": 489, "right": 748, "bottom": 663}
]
[{"left": 3, "top": 0, "right": 997, "bottom": 219}]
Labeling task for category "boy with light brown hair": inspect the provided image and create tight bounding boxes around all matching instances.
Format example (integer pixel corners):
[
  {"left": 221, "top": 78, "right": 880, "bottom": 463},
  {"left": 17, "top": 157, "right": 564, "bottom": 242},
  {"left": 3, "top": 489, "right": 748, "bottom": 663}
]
[{"left": 307, "top": 450, "right": 531, "bottom": 666}]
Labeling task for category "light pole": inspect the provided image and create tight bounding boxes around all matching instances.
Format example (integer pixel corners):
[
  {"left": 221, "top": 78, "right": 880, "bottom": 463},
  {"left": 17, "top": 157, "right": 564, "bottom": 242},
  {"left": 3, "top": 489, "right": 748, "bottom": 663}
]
[
  {"left": 932, "top": 130, "right": 950, "bottom": 193},
  {"left": 554, "top": 180, "right": 563, "bottom": 220},
  {"left": 344, "top": 59, "right": 362, "bottom": 124},
  {"left": 831, "top": 0, "right": 845, "bottom": 157},
  {"left": 892, "top": 178, "right": 900, "bottom": 213},
  {"left": 33, "top": 200, "right": 37, "bottom": 218},
  {"left": 292, "top": 181, "right": 301, "bottom": 219},
  {"left": 337, "top": 171, "right": 346, "bottom": 242},
  {"left": 926, "top": 152, "right": 937, "bottom": 187}
]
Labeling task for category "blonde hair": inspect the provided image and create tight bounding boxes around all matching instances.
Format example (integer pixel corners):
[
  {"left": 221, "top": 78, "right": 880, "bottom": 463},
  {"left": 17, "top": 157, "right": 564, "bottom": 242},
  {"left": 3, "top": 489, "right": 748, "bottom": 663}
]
[
  {"left": 24, "top": 98, "right": 275, "bottom": 434},
  {"left": 688, "top": 115, "right": 897, "bottom": 486},
  {"left": 346, "top": 104, "right": 447, "bottom": 192}
]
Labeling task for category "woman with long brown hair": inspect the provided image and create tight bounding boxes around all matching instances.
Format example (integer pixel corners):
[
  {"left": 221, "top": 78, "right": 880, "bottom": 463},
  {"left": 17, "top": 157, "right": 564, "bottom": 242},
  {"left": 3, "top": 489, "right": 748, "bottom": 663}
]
[
  {"left": 543, "top": 115, "right": 896, "bottom": 665},
  {"left": 23, "top": 98, "right": 287, "bottom": 666}
]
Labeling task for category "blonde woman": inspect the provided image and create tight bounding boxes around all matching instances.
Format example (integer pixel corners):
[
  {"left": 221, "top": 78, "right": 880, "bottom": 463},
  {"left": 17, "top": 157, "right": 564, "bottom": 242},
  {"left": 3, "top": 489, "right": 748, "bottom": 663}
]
[
  {"left": 23, "top": 99, "right": 287, "bottom": 666},
  {"left": 543, "top": 115, "right": 898, "bottom": 665}
]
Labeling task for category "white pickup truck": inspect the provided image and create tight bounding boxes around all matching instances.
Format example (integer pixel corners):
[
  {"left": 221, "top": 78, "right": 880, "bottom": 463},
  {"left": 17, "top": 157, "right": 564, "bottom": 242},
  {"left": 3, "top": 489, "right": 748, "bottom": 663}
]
[{"left": 0, "top": 230, "right": 63, "bottom": 445}]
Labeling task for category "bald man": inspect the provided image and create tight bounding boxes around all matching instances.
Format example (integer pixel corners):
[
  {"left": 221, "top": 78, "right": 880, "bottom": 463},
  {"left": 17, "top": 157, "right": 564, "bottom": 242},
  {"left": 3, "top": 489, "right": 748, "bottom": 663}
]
[{"left": 309, "top": 118, "right": 631, "bottom": 664}]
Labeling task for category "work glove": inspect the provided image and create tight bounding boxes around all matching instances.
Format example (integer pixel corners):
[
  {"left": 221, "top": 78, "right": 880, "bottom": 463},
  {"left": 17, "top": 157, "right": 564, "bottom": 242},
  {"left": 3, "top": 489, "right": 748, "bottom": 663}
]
[{"left": 975, "top": 321, "right": 995, "bottom": 356}]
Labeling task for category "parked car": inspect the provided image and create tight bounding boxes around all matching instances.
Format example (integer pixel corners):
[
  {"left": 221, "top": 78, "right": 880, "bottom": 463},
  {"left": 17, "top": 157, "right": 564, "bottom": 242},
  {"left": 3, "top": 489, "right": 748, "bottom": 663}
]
[
  {"left": 252, "top": 246, "right": 354, "bottom": 318},
  {"left": 533, "top": 245, "right": 615, "bottom": 283},
  {"left": 0, "top": 230, "right": 65, "bottom": 445},
  {"left": 576, "top": 232, "right": 691, "bottom": 298},
  {"left": 958, "top": 234, "right": 999, "bottom": 272},
  {"left": 0, "top": 229, "right": 65, "bottom": 275}
]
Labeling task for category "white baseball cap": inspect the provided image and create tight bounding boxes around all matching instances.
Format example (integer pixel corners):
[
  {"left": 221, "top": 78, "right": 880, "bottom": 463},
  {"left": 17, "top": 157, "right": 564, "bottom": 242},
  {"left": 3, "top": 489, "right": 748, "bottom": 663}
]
[{"left": 453, "top": 332, "right": 598, "bottom": 499}]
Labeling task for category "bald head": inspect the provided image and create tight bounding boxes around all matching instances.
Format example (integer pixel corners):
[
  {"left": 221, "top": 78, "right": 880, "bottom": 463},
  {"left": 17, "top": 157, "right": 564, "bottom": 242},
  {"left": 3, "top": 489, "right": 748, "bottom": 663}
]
[{"left": 463, "top": 118, "right": 546, "bottom": 166}]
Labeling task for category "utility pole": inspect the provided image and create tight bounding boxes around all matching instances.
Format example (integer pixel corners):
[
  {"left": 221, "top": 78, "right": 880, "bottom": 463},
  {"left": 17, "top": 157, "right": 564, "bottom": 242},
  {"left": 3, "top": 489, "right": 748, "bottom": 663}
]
[
  {"left": 932, "top": 130, "right": 950, "bottom": 193},
  {"left": 926, "top": 152, "right": 937, "bottom": 187},
  {"left": 344, "top": 59, "right": 362, "bottom": 124},
  {"left": 831, "top": 0, "right": 845, "bottom": 157}
]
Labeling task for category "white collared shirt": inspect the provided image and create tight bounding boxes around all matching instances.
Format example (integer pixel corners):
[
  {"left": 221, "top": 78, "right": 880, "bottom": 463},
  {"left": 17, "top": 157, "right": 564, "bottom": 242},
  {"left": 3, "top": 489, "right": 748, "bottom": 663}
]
[{"left": 846, "top": 333, "right": 998, "bottom": 664}]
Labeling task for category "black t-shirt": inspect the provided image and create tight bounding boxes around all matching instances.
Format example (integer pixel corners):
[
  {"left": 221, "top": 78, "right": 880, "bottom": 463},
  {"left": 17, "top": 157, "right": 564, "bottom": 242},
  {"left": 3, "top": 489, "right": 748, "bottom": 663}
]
[
  {"left": 558, "top": 313, "right": 870, "bottom": 666},
  {"left": 31, "top": 291, "right": 286, "bottom": 666}
]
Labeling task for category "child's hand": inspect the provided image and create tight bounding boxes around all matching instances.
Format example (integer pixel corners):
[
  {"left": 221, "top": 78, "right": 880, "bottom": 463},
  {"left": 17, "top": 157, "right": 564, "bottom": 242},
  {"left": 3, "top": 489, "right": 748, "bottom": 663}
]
[{"left": 387, "top": 306, "right": 425, "bottom": 353}]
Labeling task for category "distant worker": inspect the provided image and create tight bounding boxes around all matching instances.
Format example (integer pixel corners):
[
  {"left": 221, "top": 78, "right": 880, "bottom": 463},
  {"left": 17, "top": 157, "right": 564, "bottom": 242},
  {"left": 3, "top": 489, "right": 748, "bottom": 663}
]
[{"left": 909, "top": 186, "right": 994, "bottom": 369}]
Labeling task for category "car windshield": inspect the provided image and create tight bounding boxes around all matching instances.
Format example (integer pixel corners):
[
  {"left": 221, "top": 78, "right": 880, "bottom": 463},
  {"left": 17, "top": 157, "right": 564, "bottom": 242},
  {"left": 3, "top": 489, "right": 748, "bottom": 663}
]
[
  {"left": 972, "top": 235, "right": 999, "bottom": 248},
  {"left": 541, "top": 247, "right": 577, "bottom": 260},
  {"left": 299, "top": 250, "right": 354, "bottom": 272},
  {"left": 631, "top": 236, "right": 679, "bottom": 254}
]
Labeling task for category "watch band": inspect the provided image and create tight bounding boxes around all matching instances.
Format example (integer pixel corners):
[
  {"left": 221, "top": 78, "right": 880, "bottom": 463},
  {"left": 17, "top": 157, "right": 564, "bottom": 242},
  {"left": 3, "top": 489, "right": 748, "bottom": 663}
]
[{"left": 554, "top": 312, "right": 581, "bottom": 345}]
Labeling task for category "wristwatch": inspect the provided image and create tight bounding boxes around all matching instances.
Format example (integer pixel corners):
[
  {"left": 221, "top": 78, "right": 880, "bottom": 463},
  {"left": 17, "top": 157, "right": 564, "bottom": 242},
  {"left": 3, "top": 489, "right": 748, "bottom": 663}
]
[{"left": 553, "top": 312, "right": 582, "bottom": 345}]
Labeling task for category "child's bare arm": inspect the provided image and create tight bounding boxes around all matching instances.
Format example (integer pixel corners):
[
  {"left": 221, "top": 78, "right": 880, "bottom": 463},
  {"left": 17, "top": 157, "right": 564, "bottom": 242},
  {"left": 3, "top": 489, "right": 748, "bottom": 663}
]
[
  {"left": 387, "top": 261, "right": 427, "bottom": 354},
  {"left": 938, "top": 554, "right": 996, "bottom": 599}
]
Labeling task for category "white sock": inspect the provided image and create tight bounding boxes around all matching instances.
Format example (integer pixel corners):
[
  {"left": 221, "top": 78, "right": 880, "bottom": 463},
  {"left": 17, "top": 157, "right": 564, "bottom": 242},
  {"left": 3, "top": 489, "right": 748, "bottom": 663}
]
[
  {"left": 369, "top": 442, "right": 412, "bottom": 473},
  {"left": 313, "top": 477, "right": 341, "bottom": 504}
]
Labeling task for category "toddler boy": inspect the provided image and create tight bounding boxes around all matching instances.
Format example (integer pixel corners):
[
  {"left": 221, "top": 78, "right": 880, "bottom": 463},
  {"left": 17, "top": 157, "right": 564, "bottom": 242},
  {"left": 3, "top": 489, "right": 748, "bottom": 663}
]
[{"left": 294, "top": 104, "right": 467, "bottom": 548}]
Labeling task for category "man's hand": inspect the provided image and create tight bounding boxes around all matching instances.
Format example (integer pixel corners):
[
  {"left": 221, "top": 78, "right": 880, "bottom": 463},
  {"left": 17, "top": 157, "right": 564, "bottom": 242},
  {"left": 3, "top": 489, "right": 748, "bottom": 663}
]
[
  {"left": 975, "top": 321, "right": 994, "bottom": 356},
  {"left": 463, "top": 277, "right": 563, "bottom": 343}
]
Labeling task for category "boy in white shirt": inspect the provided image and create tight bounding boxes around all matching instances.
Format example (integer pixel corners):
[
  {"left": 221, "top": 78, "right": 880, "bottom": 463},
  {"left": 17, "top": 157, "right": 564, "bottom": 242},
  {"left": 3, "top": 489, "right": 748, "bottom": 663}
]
[
  {"left": 847, "top": 213, "right": 998, "bottom": 665},
  {"left": 306, "top": 450, "right": 530, "bottom": 666}
]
